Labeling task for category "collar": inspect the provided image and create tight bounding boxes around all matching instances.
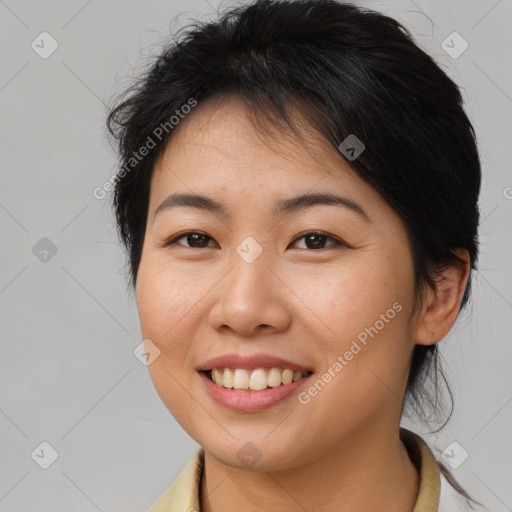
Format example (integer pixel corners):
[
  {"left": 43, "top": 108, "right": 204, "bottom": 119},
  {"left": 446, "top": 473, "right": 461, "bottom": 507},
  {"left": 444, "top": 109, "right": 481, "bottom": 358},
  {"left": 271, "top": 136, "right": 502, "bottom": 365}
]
[
  {"left": 400, "top": 427, "right": 441, "bottom": 511},
  {"left": 148, "top": 427, "right": 441, "bottom": 511}
]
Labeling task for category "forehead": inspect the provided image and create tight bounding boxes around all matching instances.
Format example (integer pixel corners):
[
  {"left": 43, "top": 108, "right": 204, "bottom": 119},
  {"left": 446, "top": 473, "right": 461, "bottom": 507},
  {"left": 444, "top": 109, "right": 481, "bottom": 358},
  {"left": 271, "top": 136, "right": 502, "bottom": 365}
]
[
  {"left": 156, "top": 96, "right": 329, "bottom": 173},
  {"left": 149, "top": 95, "right": 388, "bottom": 221}
]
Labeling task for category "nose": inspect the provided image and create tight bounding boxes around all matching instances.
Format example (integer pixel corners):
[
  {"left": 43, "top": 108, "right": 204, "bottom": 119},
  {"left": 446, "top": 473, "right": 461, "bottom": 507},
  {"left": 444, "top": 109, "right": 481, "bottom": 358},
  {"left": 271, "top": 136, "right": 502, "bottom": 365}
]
[{"left": 208, "top": 245, "right": 292, "bottom": 337}]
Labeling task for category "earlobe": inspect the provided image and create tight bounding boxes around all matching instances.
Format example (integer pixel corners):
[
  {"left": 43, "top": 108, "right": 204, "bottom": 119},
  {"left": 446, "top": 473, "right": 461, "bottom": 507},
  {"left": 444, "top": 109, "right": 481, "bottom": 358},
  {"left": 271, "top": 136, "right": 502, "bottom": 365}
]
[{"left": 414, "top": 249, "right": 471, "bottom": 346}]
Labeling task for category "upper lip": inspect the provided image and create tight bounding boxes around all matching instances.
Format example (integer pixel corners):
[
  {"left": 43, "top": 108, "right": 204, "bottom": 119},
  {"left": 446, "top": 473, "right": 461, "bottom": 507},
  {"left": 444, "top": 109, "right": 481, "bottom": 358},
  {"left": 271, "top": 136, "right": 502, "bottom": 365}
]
[{"left": 196, "top": 354, "right": 314, "bottom": 372}]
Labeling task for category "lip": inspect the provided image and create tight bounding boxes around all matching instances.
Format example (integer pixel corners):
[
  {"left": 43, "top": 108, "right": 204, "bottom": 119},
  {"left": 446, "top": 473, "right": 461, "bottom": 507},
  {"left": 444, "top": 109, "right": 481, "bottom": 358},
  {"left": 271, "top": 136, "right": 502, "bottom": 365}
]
[
  {"left": 196, "top": 354, "right": 313, "bottom": 372},
  {"left": 199, "top": 370, "right": 313, "bottom": 412}
]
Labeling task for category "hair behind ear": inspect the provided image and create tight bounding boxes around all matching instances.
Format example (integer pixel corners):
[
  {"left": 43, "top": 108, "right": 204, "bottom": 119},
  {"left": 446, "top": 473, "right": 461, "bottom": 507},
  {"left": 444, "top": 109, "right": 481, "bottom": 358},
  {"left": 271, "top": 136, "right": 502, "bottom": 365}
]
[{"left": 438, "top": 461, "right": 485, "bottom": 509}]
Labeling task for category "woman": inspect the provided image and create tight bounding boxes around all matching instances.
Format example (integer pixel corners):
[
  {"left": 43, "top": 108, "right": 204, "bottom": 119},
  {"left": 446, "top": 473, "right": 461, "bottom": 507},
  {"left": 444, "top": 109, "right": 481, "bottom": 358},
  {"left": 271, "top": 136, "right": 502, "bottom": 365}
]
[{"left": 106, "top": 0, "right": 489, "bottom": 510}]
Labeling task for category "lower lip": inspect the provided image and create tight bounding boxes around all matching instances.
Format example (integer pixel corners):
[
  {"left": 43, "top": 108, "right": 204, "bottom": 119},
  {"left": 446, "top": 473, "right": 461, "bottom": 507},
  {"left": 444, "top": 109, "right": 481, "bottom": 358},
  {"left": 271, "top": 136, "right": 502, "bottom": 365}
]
[{"left": 199, "top": 371, "right": 313, "bottom": 412}]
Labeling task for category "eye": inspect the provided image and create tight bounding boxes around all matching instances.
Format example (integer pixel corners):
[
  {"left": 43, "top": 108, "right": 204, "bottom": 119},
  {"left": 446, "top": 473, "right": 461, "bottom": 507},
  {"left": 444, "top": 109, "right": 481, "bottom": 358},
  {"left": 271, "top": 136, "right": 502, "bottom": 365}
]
[
  {"left": 163, "top": 230, "right": 345, "bottom": 250},
  {"left": 290, "top": 231, "right": 344, "bottom": 250},
  {"left": 164, "top": 231, "right": 217, "bottom": 248}
]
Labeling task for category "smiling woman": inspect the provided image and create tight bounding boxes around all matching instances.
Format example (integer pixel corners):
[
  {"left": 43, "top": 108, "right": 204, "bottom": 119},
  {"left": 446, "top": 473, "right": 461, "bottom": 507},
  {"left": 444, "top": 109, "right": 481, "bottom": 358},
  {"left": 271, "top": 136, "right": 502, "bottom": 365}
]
[{"left": 106, "top": 1, "right": 486, "bottom": 511}]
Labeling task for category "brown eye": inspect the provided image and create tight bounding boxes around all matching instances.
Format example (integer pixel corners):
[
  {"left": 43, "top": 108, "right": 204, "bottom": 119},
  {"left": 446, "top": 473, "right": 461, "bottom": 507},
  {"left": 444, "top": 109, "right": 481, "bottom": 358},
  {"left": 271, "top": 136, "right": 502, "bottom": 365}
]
[
  {"left": 291, "top": 232, "right": 343, "bottom": 250},
  {"left": 164, "top": 230, "right": 344, "bottom": 250},
  {"left": 166, "top": 231, "right": 216, "bottom": 248}
]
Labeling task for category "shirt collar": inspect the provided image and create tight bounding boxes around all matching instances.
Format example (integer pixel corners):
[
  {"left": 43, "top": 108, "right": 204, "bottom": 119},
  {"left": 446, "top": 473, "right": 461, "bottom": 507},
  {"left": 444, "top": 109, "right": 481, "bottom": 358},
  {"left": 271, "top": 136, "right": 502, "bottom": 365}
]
[
  {"left": 400, "top": 427, "right": 441, "bottom": 511},
  {"left": 149, "top": 427, "right": 441, "bottom": 512}
]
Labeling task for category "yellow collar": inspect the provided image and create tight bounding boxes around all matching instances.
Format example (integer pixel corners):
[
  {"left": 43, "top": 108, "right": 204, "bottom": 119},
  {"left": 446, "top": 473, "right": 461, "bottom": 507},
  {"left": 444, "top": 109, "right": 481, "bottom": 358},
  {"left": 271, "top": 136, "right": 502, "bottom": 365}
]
[
  {"left": 149, "top": 427, "right": 441, "bottom": 511},
  {"left": 400, "top": 427, "right": 441, "bottom": 511}
]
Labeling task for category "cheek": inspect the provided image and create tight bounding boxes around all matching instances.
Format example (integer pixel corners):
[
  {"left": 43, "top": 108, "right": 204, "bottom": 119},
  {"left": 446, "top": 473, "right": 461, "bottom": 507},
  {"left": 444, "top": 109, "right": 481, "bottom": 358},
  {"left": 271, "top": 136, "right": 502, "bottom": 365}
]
[
  {"left": 291, "top": 256, "right": 408, "bottom": 341},
  {"left": 136, "top": 257, "right": 193, "bottom": 353},
  {"left": 137, "top": 250, "right": 196, "bottom": 321},
  {"left": 135, "top": 255, "right": 223, "bottom": 379},
  {"left": 135, "top": 260, "right": 197, "bottom": 422},
  {"left": 292, "top": 254, "right": 413, "bottom": 396}
]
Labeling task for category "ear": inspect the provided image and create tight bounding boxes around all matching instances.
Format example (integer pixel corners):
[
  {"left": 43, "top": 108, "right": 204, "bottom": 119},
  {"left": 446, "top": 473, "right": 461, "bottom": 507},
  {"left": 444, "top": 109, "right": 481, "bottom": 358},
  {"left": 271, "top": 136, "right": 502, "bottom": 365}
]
[{"left": 414, "top": 249, "right": 471, "bottom": 346}]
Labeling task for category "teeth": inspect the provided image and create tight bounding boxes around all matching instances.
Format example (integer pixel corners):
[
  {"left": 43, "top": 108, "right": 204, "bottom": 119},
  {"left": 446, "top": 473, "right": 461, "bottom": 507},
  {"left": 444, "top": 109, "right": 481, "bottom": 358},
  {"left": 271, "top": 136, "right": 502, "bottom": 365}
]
[
  {"left": 282, "top": 369, "right": 293, "bottom": 385},
  {"left": 267, "top": 368, "right": 282, "bottom": 387},
  {"left": 208, "top": 367, "right": 311, "bottom": 391},
  {"left": 233, "top": 368, "right": 250, "bottom": 389},
  {"left": 249, "top": 368, "right": 267, "bottom": 390},
  {"left": 292, "top": 370, "right": 302, "bottom": 383}
]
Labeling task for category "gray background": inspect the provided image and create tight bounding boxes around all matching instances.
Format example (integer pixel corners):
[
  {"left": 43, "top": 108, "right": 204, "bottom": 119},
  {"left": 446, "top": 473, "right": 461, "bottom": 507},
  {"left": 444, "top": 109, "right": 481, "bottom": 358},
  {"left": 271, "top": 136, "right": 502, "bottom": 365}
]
[{"left": 0, "top": 0, "right": 511, "bottom": 510}]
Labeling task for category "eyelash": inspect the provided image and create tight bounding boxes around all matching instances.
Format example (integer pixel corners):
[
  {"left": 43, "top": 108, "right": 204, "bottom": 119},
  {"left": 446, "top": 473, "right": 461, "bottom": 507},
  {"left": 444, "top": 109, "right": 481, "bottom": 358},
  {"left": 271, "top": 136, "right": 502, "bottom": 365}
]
[{"left": 163, "top": 230, "right": 346, "bottom": 250}]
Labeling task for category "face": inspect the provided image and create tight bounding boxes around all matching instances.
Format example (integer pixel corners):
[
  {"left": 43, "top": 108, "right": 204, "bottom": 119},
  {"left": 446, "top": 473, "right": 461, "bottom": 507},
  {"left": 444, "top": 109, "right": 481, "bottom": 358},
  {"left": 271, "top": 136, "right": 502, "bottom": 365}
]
[{"left": 136, "top": 95, "right": 419, "bottom": 471}]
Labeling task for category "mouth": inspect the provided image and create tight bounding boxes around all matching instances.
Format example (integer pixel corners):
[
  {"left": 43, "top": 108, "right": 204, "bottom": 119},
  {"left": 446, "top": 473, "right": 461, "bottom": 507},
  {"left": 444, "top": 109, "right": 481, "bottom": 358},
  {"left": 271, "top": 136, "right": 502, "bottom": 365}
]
[{"left": 201, "top": 367, "right": 314, "bottom": 392}]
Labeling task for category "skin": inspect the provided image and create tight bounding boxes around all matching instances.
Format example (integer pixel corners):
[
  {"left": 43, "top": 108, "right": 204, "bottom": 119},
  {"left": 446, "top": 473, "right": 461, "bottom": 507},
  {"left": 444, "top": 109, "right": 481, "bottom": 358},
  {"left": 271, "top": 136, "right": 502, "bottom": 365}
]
[{"left": 136, "top": 95, "right": 470, "bottom": 512}]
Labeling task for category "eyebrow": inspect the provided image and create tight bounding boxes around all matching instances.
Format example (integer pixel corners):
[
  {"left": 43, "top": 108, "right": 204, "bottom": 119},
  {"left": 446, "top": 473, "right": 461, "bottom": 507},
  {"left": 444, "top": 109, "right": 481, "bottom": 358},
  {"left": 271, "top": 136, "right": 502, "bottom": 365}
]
[{"left": 153, "top": 192, "right": 370, "bottom": 222}]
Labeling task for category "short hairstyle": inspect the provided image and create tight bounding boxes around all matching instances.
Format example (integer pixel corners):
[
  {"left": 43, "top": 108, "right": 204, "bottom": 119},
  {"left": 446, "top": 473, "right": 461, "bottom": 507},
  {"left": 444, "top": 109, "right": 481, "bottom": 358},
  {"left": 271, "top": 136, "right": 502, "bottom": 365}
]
[{"left": 106, "top": 0, "right": 481, "bottom": 434}]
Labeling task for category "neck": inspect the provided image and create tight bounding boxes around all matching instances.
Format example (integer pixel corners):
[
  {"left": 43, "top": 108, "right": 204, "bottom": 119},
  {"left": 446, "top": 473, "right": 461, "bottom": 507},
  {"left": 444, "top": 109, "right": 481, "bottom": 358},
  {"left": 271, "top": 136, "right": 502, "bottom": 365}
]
[{"left": 200, "top": 425, "right": 420, "bottom": 512}]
